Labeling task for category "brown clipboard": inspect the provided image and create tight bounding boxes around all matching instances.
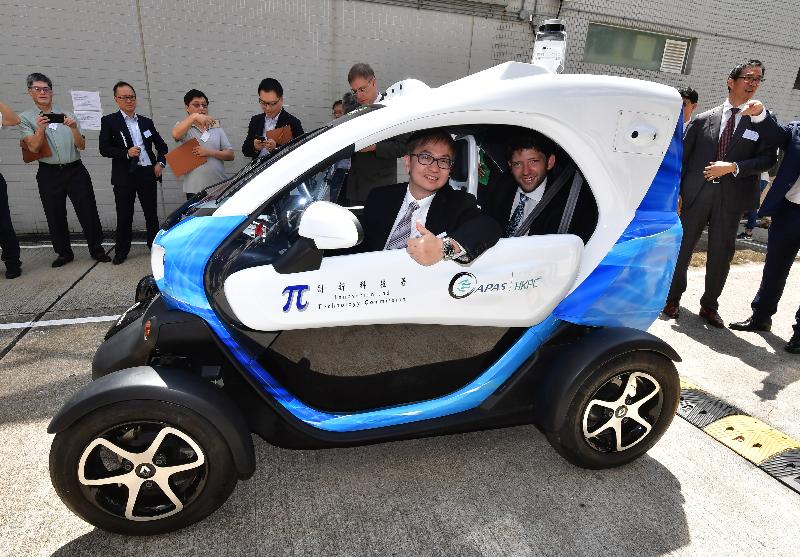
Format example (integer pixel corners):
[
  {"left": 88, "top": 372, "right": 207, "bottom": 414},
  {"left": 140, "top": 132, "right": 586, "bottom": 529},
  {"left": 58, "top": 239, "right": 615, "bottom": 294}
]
[
  {"left": 267, "top": 125, "right": 292, "bottom": 146},
  {"left": 20, "top": 138, "right": 52, "bottom": 163},
  {"left": 165, "top": 138, "right": 207, "bottom": 177}
]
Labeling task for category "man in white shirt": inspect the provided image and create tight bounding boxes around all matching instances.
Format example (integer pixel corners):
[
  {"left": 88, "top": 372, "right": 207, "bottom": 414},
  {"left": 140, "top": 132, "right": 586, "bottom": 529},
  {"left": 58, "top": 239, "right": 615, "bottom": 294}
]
[
  {"left": 663, "top": 60, "right": 776, "bottom": 327},
  {"left": 360, "top": 129, "right": 500, "bottom": 265}
]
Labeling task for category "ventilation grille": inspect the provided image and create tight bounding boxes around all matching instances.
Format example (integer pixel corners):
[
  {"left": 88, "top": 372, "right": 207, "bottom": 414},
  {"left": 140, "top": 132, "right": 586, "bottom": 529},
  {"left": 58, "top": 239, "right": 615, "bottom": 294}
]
[{"left": 660, "top": 39, "right": 688, "bottom": 74}]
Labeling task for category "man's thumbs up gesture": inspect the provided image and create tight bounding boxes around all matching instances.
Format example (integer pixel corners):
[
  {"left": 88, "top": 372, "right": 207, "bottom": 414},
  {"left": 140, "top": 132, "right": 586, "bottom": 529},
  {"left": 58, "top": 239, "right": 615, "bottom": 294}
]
[{"left": 406, "top": 221, "right": 461, "bottom": 266}]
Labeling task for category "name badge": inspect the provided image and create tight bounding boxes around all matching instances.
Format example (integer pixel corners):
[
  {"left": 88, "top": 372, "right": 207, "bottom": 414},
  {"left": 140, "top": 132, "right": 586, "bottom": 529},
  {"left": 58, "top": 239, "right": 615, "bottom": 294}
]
[
  {"left": 48, "top": 123, "right": 59, "bottom": 130},
  {"left": 742, "top": 129, "right": 759, "bottom": 141},
  {"left": 143, "top": 129, "right": 152, "bottom": 138},
  {"left": 200, "top": 130, "right": 211, "bottom": 142}
]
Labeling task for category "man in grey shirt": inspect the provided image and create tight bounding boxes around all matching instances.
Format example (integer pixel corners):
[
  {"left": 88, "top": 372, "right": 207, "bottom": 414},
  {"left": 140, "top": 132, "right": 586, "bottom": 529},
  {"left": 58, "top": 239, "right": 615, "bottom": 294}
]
[{"left": 172, "top": 89, "right": 234, "bottom": 199}]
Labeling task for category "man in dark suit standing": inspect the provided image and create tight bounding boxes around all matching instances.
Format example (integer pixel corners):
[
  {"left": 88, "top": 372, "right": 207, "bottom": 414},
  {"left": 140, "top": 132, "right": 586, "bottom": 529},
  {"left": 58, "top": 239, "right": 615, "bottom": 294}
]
[
  {"left": 242, "top": 78, "right": 304, "bottom": 161},
  {"left": 479, "top": 132, "right": 596, "bottom": 243},
  {"left": 99, "top": 81, "right": 168, "bottom": 265},
  {"left": 663, "top": 60, "right": 776, "bottom": 327},
  {"left": 730, "top": 101, "right": 800, "bottom": 353},
  {"left": 361, "top": 129, "right": 500, "bottom": 265},
  {"left": 345, "top": 63, "right": 408, "bottom": 205}
]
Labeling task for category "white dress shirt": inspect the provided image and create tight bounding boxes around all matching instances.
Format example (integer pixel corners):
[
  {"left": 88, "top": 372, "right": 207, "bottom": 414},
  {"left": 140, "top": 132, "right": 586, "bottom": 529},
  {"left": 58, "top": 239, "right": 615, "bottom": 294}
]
[
  {"left": 260, "top": 110, "right": 281, "bottom": 157},
  {"left": 385, "top": 188, "right": 436, "bottom": 249},
  {"left": 120, "top": 111, "right": 152, "bottom": 166},
  {"left": 508, "top": 178, "right": 548, "bottom": 234}
]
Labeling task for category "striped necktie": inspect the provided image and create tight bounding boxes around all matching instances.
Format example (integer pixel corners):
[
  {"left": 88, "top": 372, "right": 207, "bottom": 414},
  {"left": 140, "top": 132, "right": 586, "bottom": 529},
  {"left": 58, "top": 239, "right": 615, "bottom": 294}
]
[
  {"left": 715, "top": 107, "right": 740, "bottom": 160},
  {"left": 506, "top": 193, "right": 528, "bottom": 236},
  {"left": 385, "top": 201, "right": 419, "bottom": 250}
]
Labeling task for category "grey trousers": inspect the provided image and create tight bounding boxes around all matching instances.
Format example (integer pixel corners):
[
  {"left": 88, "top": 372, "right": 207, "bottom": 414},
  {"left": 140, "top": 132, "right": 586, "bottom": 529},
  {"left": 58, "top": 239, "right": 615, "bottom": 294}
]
[{"left": 667, "top": 183, "right": 742, "bottom": 311}]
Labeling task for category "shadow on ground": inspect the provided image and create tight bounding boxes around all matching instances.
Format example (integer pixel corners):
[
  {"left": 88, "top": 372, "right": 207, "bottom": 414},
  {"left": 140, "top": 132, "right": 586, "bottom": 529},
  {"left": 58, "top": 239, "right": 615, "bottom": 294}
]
[
  {"left": 664, "top": 307, "right": 800, "bottom": 400},
  {"left": 52, "top": 427, "right": 690, "bottom": 557}
]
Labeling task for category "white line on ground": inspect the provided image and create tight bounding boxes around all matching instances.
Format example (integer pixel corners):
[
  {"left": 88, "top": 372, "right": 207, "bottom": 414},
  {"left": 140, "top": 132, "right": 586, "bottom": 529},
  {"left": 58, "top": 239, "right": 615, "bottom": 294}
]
[
  {"left": 0, "top": 315, "right": 120, "bottom": 330},
  {"left": 20, "top": 242, "right": 147, "bottom": 249}
]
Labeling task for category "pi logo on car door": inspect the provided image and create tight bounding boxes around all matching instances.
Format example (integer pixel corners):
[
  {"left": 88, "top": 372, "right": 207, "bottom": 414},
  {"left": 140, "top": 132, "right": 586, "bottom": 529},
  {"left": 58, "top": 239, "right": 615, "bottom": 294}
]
[{"left": 282, "top": 285, "right": 309, "bottom": 312}]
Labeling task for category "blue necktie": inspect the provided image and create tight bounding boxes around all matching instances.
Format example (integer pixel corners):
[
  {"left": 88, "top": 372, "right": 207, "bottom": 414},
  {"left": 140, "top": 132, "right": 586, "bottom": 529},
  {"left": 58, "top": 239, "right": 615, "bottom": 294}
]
[{"left": 506, "top": 193, "right": 528, "bottom": 236}]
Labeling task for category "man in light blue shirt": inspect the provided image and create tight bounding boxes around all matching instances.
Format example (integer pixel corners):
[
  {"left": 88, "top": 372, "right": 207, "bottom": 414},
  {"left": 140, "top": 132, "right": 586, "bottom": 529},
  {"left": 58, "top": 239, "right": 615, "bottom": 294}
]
[{"left": 19, "top": 72, "right": 109, "bottom": 267}]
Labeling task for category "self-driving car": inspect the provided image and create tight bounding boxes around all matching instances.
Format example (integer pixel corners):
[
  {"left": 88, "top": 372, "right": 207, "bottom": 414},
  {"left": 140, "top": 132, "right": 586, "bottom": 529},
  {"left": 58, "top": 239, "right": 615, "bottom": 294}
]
[{"left": 48, "top": 61, "right": 684, "bottom": 535}]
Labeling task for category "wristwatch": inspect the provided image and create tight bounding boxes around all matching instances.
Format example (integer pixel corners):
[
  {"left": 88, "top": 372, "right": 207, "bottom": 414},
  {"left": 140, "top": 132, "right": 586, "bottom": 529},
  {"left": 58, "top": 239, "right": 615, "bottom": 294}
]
[
  {"left": 158, "top": 161, "right": 166, "bottom": 168},
  {"left": 441, "top": 237, "right": 458, "bottom": 261}
]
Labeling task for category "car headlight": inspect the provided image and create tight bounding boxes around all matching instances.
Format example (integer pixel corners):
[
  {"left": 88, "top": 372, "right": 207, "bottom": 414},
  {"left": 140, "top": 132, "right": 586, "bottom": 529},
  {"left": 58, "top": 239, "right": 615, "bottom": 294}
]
[{"left": 151, "top": 242, "right": 166, "bottom": 280}]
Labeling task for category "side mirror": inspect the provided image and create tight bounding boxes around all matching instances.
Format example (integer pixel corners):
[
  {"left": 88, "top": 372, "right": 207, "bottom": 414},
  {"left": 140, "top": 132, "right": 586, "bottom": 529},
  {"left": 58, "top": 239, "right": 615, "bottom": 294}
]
[{"left": 298, "top": 201, "right": 363, "bottom": 249}]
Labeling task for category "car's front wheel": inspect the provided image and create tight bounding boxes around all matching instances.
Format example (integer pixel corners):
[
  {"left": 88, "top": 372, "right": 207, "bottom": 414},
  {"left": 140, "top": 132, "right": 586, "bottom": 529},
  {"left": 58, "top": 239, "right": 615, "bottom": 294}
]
[
  {"left": 546, "top": 351, "right": 679, "bottom": 469},
  {"left": 50, "top": 400, "right": 237, "bottom": 535}
]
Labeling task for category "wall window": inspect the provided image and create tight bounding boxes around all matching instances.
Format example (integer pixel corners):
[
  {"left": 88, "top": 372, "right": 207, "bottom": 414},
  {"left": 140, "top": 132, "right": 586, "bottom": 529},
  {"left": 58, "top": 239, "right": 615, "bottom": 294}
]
[{"left": 584, "top": 23, "right": 690, "bottom": 74}]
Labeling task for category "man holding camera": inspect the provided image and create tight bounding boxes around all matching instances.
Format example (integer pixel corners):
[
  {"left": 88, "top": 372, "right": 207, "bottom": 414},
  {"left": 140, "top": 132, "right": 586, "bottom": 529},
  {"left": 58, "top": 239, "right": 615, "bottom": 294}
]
[{"left": 19, "top": 72, "right": 110, "bottom": 267}]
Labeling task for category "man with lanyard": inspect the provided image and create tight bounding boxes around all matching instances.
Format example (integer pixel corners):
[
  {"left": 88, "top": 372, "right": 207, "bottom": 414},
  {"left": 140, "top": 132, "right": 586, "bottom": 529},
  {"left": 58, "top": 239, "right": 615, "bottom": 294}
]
[
  {"left": 99, "top": 81, "right": 168, "bottom": 265},
  {"left": 0, "top": 99, "right": 22, "bottom": 278},
  {"left": 19, "top": 72, "right": 110, "bottom": 267}
]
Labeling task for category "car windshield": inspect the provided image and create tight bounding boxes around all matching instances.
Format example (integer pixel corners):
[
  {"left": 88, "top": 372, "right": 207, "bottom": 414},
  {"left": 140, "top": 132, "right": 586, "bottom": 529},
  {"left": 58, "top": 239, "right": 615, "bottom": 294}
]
[{"left": 160, "top": 105, "right": 383, "bottom": 229}]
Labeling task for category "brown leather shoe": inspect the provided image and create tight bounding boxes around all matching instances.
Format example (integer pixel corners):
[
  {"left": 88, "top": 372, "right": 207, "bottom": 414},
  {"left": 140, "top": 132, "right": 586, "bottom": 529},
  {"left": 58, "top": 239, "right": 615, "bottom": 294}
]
[
  {"left": 699, "top": 306, "right": 725, "bottom": 328},
  {"left": 662, "top": 301, "right": 679, "bottom": 319}
]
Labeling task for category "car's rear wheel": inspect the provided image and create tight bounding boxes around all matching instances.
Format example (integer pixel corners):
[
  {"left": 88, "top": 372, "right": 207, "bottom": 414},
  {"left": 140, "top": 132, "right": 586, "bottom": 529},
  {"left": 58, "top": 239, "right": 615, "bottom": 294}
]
[
  {"left": 545, "top": 351, "right": 679, "bottom": 469},
  {"left": 50, "top": 400, "right": 237, "bottom": 535}
]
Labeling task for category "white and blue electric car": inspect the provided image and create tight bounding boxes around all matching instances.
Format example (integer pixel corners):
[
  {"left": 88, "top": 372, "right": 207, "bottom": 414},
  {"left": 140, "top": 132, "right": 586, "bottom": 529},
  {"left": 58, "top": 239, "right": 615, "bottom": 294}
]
[{"left": 48, "top": 61, "right": 684, "bottom": 535}]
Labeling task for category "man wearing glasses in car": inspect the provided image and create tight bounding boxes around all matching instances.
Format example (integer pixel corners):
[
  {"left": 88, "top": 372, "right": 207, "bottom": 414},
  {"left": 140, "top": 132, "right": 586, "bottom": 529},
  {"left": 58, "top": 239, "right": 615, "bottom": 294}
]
[
  {"left": 242, "top": 78, "right": 304, "bottom": 161},
  {"left": 360, "top": 129, "right": 501, "bottom": 266}
]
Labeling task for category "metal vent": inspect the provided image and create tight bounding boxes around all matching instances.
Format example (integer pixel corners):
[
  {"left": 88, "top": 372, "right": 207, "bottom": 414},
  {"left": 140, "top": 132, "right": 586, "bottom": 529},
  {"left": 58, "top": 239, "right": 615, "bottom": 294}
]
[{"left": 660, "top": 39, "right": 688, "bottom": 74}]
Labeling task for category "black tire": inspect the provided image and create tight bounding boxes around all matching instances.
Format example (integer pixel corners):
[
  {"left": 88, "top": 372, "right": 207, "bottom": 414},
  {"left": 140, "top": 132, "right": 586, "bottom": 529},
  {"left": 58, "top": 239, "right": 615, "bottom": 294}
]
[
  {"left": 50, "top": 400, "right": 237, "bottom": 535},
  {"left": 545, "top": 351, "right": 679, "bottom": 469}
]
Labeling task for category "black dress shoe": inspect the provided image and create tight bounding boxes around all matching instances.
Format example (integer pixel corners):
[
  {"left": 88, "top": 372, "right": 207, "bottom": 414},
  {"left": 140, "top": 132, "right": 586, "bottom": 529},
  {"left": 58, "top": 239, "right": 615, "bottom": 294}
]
[
  {"left": 112, "top": 254, "right": 126, "bottom": 265},
  {"left": 92, "top": 251, "right": 112, "bottom": 263},
  {"left": 699, "top": 306, "right": 725, "bottom": 328},
  {"left": 786, "top": 334, "right": 800, "bottom": 354},
  {"left": 729, "top": 315, "right": 772, "bottom": 332},
  {"left": 5, "top": 265, "right": 21, "bottom": 279},
  {"left": 52, "top": 255, "right": 74, "bottom": 268},
  {"left": 662, "top": 301, "right": 679, "bottom": 319}
]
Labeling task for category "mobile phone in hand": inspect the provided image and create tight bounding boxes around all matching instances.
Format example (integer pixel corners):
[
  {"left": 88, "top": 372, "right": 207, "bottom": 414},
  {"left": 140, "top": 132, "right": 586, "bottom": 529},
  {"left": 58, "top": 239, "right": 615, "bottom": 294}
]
[{"left": 44, "top": 113, "right": 65, "bottom": 124}]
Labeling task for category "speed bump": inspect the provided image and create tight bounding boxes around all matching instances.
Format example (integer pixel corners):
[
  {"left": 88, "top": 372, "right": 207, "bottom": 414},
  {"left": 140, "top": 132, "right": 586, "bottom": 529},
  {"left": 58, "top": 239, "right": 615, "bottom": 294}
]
[
  {"left": 678, "top": 379, "right": 800, "bottom": 494},
  {"left": 703, "top": 415, "right": 800, "bottom": 464}
]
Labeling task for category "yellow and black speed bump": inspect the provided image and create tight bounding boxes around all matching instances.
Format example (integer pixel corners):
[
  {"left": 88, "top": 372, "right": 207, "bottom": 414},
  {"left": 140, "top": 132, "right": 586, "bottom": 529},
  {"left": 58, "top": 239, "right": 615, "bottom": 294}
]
[{"left": 678, "top": 379, "right": 800, "bottom": 495}]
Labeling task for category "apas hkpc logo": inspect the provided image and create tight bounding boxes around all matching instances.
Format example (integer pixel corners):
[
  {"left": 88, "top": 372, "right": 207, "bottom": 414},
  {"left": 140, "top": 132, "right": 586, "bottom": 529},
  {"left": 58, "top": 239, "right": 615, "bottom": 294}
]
[{"left": 449, "top": 272, "right": 478, "bottom": 299}]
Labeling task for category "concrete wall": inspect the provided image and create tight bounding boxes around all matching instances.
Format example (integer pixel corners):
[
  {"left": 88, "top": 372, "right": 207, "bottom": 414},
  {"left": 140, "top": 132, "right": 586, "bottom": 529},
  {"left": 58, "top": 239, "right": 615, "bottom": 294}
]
[{"left": 0, "top": 0, "right": 797, "bottom": 234}]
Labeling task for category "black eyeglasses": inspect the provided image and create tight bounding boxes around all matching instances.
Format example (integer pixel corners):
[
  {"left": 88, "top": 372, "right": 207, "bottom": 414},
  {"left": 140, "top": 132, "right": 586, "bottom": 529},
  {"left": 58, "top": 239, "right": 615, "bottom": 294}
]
[
  {"left": 258, "top": 98, "right": 280, "bottom": 107},
  {"left": 189, "top": 102, "right": 209, "bottom": 109},
  {"left": 411, "top": 153, "right": 454, "bottom": 169},
  {"left": 116, "top": 95, "right": 137, "bottom": 101},
  {"left": 29, "top": 86, "right": 52, "bottom": 93},
  {"left": 735, "top": 76, "right": 764, "bottom": 85}
]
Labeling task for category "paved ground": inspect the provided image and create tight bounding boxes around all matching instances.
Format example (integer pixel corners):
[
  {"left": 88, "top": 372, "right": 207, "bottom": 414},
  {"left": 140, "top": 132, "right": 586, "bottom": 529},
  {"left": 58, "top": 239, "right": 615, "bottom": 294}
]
[{"left": 0, "top": 240, "right": 798, "bottom": 556}]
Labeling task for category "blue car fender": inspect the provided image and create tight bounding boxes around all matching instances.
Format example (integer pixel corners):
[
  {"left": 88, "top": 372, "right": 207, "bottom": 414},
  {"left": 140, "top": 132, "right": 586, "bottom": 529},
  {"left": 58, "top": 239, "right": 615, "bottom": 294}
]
[
  {"left": 533, "top": 327, "right": 681, "bottom": 433},
  {"left": 48, "top": 366, "right": 255, "bottom": 479}
]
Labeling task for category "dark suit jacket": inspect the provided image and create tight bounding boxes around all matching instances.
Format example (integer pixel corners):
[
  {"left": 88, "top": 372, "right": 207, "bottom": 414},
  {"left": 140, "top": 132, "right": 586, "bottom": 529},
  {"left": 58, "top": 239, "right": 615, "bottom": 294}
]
[
  {"left": 242, "top": 110, "right": 304, "bottom": 160},
  {"left": 99, "top": 111, "right": 168, "bottom": 186},
  {"left": 681, "top": 105, "right": 776, "bottom": 213},
  {"left": 752, "top": 113, "right": 800, "bottom": 217},
  {"left": 361, "top": 183, "right": 501, "bottom": 261},
  {"left": 479, "top": 171, "right": 597, "bottom": 243}
]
